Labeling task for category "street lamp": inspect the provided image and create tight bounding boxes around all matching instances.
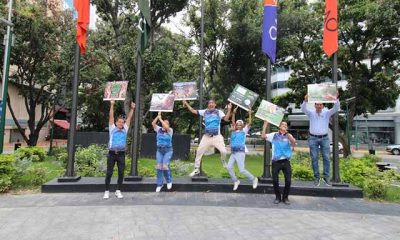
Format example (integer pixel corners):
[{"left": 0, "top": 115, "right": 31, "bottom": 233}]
[{"left": 345, "top": 97, "right": 356, "bottom": 154}]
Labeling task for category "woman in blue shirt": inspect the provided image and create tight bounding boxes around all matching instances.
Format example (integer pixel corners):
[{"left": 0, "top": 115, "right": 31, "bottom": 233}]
[
  {"left": 152, "top": 112, "right": 173, "bottom": 192},
  {"left": 227, "top": 106, "right": 258, "bottom": 191}
]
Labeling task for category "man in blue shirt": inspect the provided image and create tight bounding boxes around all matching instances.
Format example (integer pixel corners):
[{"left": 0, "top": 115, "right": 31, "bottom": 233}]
[
  {"left": 301, "top": 94, "right": 340, "bottom": 186},
  {"left": 183, "top": 100, "right": 232, "bottom": 176},
  {"left": 262, "top": 121, "right": 297, "bottom": 205},
  {"left": 104, "top": 100, "right": 135, "bottom": 199}
]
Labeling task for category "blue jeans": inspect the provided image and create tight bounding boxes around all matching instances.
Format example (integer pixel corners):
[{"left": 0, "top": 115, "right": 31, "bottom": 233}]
[
  {"left": 308, "top": 135, "right": 330, "bottom": 179},
  {"left": 156, "top": 146, "right": 173, "bottom": 187}
]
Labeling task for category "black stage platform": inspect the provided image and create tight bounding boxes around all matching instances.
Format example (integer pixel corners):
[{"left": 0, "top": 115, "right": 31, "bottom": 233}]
[{"left": 42, "top": 177, "right": 363, "bottom": 198}]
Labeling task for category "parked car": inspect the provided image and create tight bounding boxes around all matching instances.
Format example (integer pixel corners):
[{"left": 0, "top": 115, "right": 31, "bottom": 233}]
[
  {"left": 386, "top": 144, "right": 400, "bottom": 155},
  {"left": 330, "top": 142, "right": 344, "bottom": 154}
]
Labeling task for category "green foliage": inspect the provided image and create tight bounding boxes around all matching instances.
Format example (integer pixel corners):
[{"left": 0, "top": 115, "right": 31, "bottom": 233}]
[
  {"left": 170, "top": 160, "right": 191, "bottom": 177},
  {"left": 27, "top": 167, "right": 47, "bottom": 186},
  {"left": 292, "top": 164, "right": 314, "bottom": 181},
  {"left": 74, "top": 145, "right": 108, "bottom": 177},
  {"left": 15, "top": 147, "right": 46, "bottom": 162},
  {"left": 340, "top": 155, "right": 400, "bottom": 200},
  {"left": 0, "top": 154, "right": 16, "bottom": 192}
]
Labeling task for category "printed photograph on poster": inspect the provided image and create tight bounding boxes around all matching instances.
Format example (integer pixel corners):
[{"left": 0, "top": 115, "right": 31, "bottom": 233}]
[
  {"left": 150, "top": 93, "right": 175, "bottom": 112},
  {"left": 227, "top": 84, "right": 259, "bottom": 111},
  {"left": 103, "top": 81, "right": 128, "bottom": 101},
  {"left": 307, "top": 83, "right": 337, "bottom": 103},
  {"left": 173, "top": 82, "right": 198, "bottom": 100},
  {"left": 255, "top": 100, "right": 285, "bottom": 127}
]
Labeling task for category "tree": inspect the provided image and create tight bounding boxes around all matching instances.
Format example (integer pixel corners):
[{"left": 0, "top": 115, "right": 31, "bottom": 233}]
[
  {"left": 275, "top": 0, "right": 400, "bottom": 156},
  {"left": 6, "top": 2, "right": 75, "bottom": 146}
]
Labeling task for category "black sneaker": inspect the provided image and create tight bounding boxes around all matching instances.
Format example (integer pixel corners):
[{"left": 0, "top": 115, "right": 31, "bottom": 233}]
[
  {"left": 321, "top": 178, "right": 331, "bottom": 186},
  {"left": 283, "top": 198, "right": 291, "bottom": 205},
  {"left": 273, "top": 199, "right": 281, "bottom": 204},
  {"left": 314, "top": 178, "right": 320, "bottom": 187}
]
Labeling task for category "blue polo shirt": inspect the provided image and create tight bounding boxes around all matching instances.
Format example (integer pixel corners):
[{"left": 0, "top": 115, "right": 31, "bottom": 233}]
[
  {"left": 108, "top": 124, "right": 128, "bottom": 151},
  {"left": 231, "top": 126, "right": 249, "bottom": 152},
  {"left": 198, "top": 109, "right": 225, "bottom": 135},
  {"left": 154, "top": 125, "right": 173, "bottom": 147},
  {"left": 266, "top": 132, "right": 292, "bottom": 161}
]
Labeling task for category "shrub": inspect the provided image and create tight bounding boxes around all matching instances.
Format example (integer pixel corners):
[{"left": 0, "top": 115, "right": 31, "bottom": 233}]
[
  {"left": 340, "top": 156, "right": 377, "bottom": 188},
  {"left": 74, "top": 145, "right": 108, "bottom": 177},
  {"left": 292, "top": 164, "right": 314, "bottom": 181},
  {"left": 51, "top": 147, "right": 67, "bottom": 159},
  {"left": 0, "top": 154, "right": 16, "bottom": 192},
  {"left": 170, "top": 160, "right": 191, "bottom": 177},
  {"left": 27, "top": 167, "right": 47, "bottom": 186},
  {"left": 364, "top": 177, "right": 388, "bottom": 199},
  {"left": 15, "top": 147, "right": 46, "bottom": 162}
]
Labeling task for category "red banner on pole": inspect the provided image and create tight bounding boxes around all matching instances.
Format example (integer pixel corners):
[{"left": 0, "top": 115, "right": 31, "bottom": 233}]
[
  {"left": 74, "top": 0, "right": 90, "bottom": 55},
  {"left": 323, "top": 0, "right": 338, "bottom": 57}
]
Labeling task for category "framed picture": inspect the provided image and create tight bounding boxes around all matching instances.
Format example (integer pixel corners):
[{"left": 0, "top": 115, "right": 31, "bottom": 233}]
[
  {"left": 150, "top": 93, "right": 176, "bottom": 112},
  {"left": 103, "top": 81, "right": 128, "bottom": 101},
  {"left": 173, "top": 81, "right": 198, "bottom": 100},
  {"left": 255, "top": 100, "right": 285, "bottom": 127},
  {"left": 307, "top": 83, "right": 337, "bottom": 103},
  {"left": 227, "top": 84, "right": 259, "bottom": 111}
]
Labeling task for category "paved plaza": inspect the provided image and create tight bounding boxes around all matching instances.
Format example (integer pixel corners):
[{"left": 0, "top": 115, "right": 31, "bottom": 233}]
[{"left": 0, "top": 192, "right": 399, "bottom": 240}]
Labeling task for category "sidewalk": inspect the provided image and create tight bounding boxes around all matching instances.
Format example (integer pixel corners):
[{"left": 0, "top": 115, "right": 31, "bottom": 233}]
[{"left": 0, "top": 192, "right": 399, "bottom": 240}]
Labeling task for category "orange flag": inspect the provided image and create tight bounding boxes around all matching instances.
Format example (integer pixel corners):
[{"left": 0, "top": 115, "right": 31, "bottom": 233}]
[
  {"left": 74, "top": 0, "right": 90, "bottom": 55},
  {"left": 323, "top": 0, "right": 338, "bottom": 57}
]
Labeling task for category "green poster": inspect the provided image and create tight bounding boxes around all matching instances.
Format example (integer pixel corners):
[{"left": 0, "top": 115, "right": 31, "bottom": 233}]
[
  {"left": 227, "top": 84, "right": 259, "bottom": 111},
  {"left": 255, "top": 100, "right": 285, "bottom": 127},
  {"left": 307, "top": 83, "right": 337, "bottom": 103}
]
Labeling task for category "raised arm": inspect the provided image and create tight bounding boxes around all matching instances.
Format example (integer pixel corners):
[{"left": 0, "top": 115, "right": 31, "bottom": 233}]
[
  {"left": 152, "top": 112, "right": 160, "bottom": 130},
  {"left": 327, "top": 100, "right": 340, "bottom": 117},
  {"left": 223, "top": 103, "right": 232, "bottom": 122},
  {"left": 231, "top": 105, "right": 238, "bottom": 126},
  {"left": 261, "top": 121, "right": 269, "bottom": 139},
  {"left": 247, "top": 109, "right": 252, "bottom": 127},
  {"left": 109, "top": 101, "right": 115, "bottom": 125},
  {"left": 158, "top": 112, "right": 170, "bottom": 131},
  {"left": 300, "top": 94, "right": 312, "bottom": 117},
  {"left": 287, "top": 133, "right": 297, "bottom": 147},
  {"left": 183, "top": 100, "right": 198, "bottom": 115},
  {"left": 125, "top": 102, "right": 136, "bottom": 128}
]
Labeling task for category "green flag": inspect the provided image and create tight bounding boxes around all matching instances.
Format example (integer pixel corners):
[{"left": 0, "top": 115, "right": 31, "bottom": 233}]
[{"left": 137, "top": 0, "right": 151, "bottom": 55}]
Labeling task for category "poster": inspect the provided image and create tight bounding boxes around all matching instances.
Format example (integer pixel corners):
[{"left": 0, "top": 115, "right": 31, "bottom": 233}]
[
  {"left": 103, "top": 81, "right": 128, "bottom": 101},
  {"left": 307, "top": 83, "right": 337, "bottom": 103},
  {"left": 150, "top": 93, "right": 176, "bottom": 112},
  {"left": 255, "top": 100, "right": 285, "bottom": 127},
  {"left": 173, "top": 82, "right": 198, "bottom": 100},
  {"left": 227, "top": 84, "right": 259, "bottom": 111}
]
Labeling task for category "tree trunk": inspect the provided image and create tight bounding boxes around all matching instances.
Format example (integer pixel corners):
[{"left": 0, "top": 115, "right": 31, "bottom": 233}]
[{"left": 6, "top": 96, "right": 29, "bottom": 144}]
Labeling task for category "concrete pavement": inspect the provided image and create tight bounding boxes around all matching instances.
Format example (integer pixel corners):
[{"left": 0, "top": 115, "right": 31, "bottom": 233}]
[{"left": 0, "top": 192, "right": 399, "bottom": 240}]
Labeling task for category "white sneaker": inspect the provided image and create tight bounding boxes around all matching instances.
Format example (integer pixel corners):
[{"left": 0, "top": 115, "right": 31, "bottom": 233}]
[
  {"left": 115, "top": 190, "right": 123, "bottom": 199},
  {"left": 156, "top": 186, "right": 162, "bottom": 192},
  {"left": 252, "top": 177, "right": 258, "bottom": 189},
  {"left": 167, "top": 182, "right": 172, "bottom": 190},
  {"left": 189, "top": 168, "right": 200, "bottom": 177},
  {"left": 103, "top": 191, "right": 109, "bottom": 199},
  {"left": 233, "top": 180, "right": 240, "bottom": 191}
]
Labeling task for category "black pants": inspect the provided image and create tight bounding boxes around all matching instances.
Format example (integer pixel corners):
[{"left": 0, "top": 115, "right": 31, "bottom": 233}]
[
  {"left": 272, "top": 159, "right": 292, "bottom": 200},
  {"left": 105, "top": 153, "right": 125, "bottom": 191}
]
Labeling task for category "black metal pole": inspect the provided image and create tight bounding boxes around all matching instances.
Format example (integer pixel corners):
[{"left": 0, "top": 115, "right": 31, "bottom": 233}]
[
  {"left": 126, "top": 53, "right": 143, "bottom": 181},
  {"left": 261, "top": 58, "right": 272, "bottom": 182},
  {"left": 332, "top": 52, "right": 340, "bottom": 183},
  {"left": 58, "top": 44, "right": 81, "bottom": 182},
  {"left": 193, "top": 0, "right": 207, "bottom": 181}
]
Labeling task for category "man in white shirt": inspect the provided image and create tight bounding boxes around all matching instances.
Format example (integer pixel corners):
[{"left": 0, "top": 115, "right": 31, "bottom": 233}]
[{"left": 301, "top": 94, "right": 340, "bottom": 186}]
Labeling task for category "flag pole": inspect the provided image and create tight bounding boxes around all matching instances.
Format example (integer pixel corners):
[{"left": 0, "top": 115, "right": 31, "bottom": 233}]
[
  {"left": 193, "top": 0, "right": 207, "bottom": 182},
  {"left": 0, "top": 0, "right": 13, "bottom": 154},
  {"left": 260, "top": 58, "right": 272, "bottom": 183},
  {"left": 58, "top": 44, "right": 81, "bottom": 182},
  {"left": 332, "top": 52, "right": 340, "bottom": 183},
  {"left": 126, "top": 53, "right": 143, "bottom": 181}
]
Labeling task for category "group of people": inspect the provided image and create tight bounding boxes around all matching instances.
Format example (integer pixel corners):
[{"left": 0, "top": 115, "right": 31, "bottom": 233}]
[{"left": 103, "top": 94, "right": 340, "bottom": 205}]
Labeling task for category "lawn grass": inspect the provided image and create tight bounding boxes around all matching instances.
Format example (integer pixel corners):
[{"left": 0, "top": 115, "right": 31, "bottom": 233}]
[{"left": 385, "top": 185, "right": 400, "bottom": 203}]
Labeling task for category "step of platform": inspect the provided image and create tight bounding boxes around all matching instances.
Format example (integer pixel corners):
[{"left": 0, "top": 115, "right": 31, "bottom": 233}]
[{"left": 42, "top": 177, "right": 363, "bottom": 198}]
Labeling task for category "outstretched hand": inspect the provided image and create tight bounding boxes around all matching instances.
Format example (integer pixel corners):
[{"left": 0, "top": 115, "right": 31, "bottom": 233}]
[{"left": 130, "top": 102, "right": 136, "bottom": 109}]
